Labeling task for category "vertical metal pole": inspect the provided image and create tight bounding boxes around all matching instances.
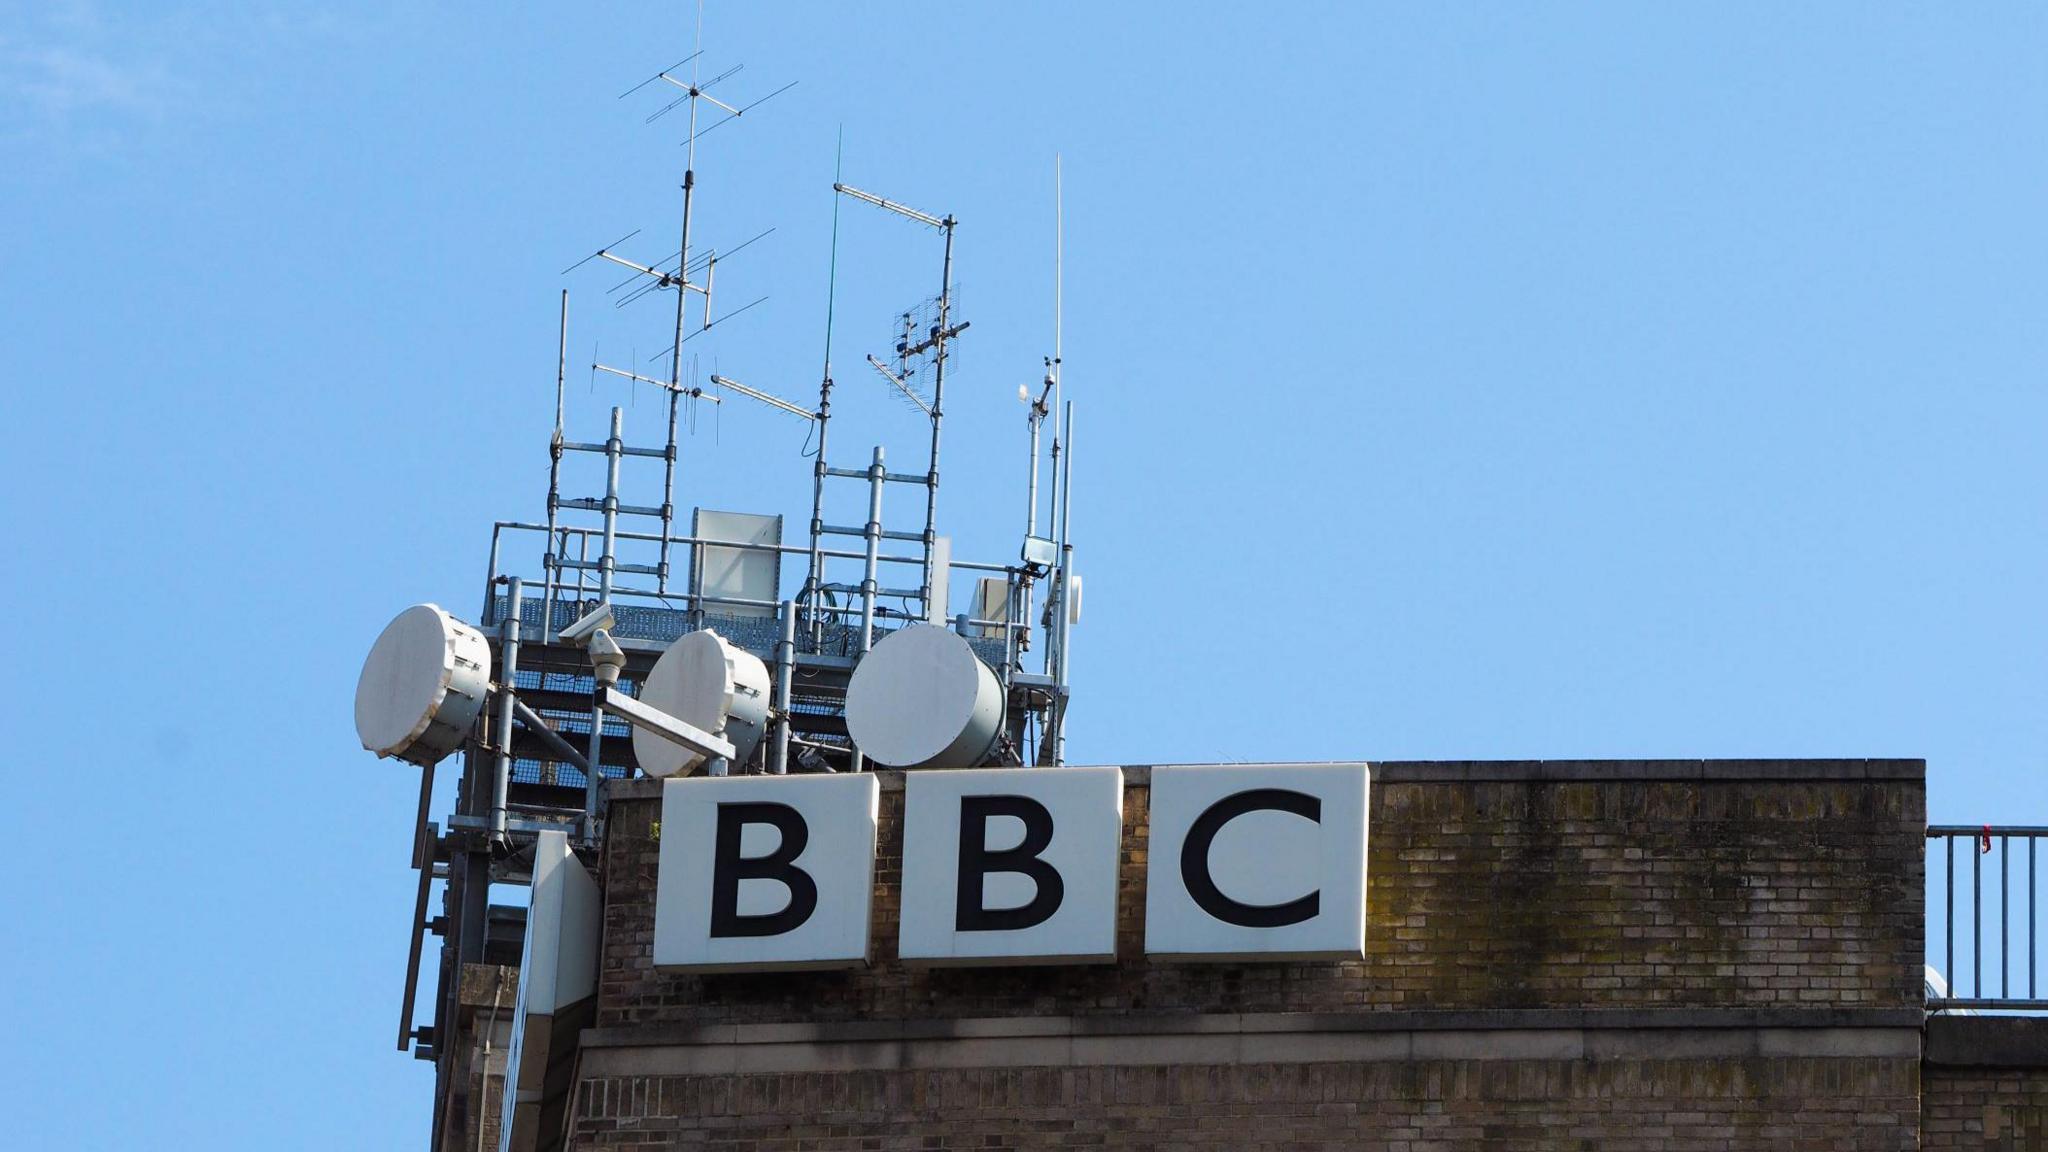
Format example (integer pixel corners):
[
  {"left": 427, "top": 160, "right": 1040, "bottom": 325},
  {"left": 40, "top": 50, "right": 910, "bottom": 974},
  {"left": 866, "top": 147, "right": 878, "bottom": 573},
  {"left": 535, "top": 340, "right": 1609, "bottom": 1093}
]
[
  {"left": 598, "top": 407, "right": 623, "bottom": 604},
  {"left": 491, "top": 578, "right": 523, "bottom": 841},
  {"left": 772, "top": 600, "right": 795, "bottom": 775},
  {"left": 2002, "top": 834, "right": 2010, "bottom": 998},
  {"left": 2029, "top": 835, "right": 2036, "bottom": 999},
  {"left": 1026, "top": 405, "right": 1042, "bottom": 539},
  {"left": 1945, "top": 835, "right": 1954, "bottom": 998},
  {"left": 1052, "top": 401, "right": 1075, "bottom": 765},
  {"left": 584, "top": 408, "right": 624, "bottom": 840},
  {"left": 659, "top": 388, "right": 678, "bottom": 593},
  {"left": 1020, "top": 400, "right": 1043, "bottom": 679},
  {"left": 659, "top": 82, "right": 700, "bottom": 601},
  {"left": 1043, "top": 438, "right": 1061, "bottom": 680},
  {"left": 544, "top": 290, "right": 567, "bottom": 641},
  {"left": 851, "top": 445, "right": 885, "bottom": 773},
  {"left": 483, "top": 526, "right": 503, "bottom": 629},
  {"left": 809, "top": 133, "right": 843, "bottom": 652},
  {"left": 860, "top": 446, "right": 886, "bottom": 651},
  {"left": 807, "top": 375, "right": 832, "bottom": 648},
  {"left": 919, "top": 219, "right": 955, "bottom": 620},
  {"left": 1973, "top": 839, "right": 1982, "bottom": 997}
]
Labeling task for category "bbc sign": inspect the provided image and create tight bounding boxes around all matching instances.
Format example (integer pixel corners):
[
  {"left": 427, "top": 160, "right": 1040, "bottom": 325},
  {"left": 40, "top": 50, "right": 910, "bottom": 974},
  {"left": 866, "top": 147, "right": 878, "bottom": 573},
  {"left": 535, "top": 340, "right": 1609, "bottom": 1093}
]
[{"left": 654, "top": 763, "right": 1369, "bottom": 972}]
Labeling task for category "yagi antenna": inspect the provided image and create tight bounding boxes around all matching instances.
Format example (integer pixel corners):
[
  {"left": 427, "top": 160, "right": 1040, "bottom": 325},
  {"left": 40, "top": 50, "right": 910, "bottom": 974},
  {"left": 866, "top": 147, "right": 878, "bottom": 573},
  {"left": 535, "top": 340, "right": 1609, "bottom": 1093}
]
[
  {"left": 708, "top": 373, "right": 817, "bottom": 421},
  {"left": 592, "top": 361, "right": 722, "bottom": 404},
  {"left": 866, "top": 354, "right": 933, "bottom": 416}
]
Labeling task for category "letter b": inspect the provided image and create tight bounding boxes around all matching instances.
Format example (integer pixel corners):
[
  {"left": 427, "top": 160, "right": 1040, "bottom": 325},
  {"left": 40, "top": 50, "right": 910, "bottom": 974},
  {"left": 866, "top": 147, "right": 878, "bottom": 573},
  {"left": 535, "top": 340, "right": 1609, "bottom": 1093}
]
[
  {"left": 709, "top": 801, "right": 819, "bottom": 937},
  {"left": 956, "top": 794, "right": 1065, "bottom": 932}
]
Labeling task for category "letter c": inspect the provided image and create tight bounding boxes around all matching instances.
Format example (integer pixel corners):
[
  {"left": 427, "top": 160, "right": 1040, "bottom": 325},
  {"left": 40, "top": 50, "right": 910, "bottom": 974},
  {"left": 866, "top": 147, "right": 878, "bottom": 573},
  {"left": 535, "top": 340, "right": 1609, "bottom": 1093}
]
[{"left": 1179, "top": 788, "right": 1321, "bottom": 928}]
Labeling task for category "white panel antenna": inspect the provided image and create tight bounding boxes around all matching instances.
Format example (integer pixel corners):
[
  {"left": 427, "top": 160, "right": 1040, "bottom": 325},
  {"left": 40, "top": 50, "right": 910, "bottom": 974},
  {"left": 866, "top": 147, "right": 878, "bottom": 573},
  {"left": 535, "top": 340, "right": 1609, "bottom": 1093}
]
[
  {"left": 691, "top": 509, "right": 782, "bottom": 620},
  {"left": 354, "top": 604, "right": 493, "bottom": 766},
  {"left": 844, "top": 623, "right": 1003, "bottom": 770},
  {"left": 632, "top": 629, "right": 771, "bottom": 776}
]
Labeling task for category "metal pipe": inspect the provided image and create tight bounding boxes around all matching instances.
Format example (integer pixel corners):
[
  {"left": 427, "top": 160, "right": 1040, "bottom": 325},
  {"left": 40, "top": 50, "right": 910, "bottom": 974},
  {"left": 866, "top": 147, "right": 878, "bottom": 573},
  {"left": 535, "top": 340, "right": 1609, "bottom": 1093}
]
[
  {"left": 490, "top": 578, "right": 523, "bottom": 841},
  {"left": 1946, "top": 834, "right": 1954, "bottom": 1001},
  {"left": 859, "top": 445, "right": 885, "bottom": 653},
  {"left": 2032, "top": 836, "right": 2037, "bottom": 999},
  {"left": 1974, "top": 837, "right": 1982, "bottom": 996},
  {"left": 920, "top": 219, "right": 955, "bottom": 621},
  {"left": 772, "top": 600, "right": 795, "bottom": 775},
  {"left": 511, "top": 697, "right": 590, "bottom": 774},
  {"left": 483, "top": 527, "right": 503, "bottom": 629},
  {"left": 807, "top": 375, "right": 832, "bottom": 651},
  {"left": 2002, "top": 834, "right": 2010, "bottom": 998},
  {"left": 581, "top": 409, "right": 624, "bottom": 841},
  {"left": 544, "top": 291, "right": 567, "bottom": 641},
  {"left": 1052, "top": 400, "right": 1075, "bottom": 765},
  {"left": 396, "top": 760, "right": 435, "bottom": 1052},
  {"left": 810, "top": 140, "right": 843, "bottom": 654},
  {"left": 659, "top": 388, "right": 678, "bottom": 593},
  {"left": 598, "top": 407, "right": 623, "bottom": 603},
  {"left": 852, "top": 445, "right": 885, "bottom": 773}
]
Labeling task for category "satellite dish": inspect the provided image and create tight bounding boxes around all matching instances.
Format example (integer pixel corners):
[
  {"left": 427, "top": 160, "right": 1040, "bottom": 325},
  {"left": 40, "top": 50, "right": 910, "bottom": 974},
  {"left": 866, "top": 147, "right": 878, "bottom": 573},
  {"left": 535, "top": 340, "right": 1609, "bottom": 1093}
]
[
  {"left": 355, "top": 604, "right": 493, "bottom": 766},
  {"left": 844, "top": 623, "right": 1003, "bottom": 770},
  {"left": 632, "top": 629, "right": 770, "bottom": 776}
]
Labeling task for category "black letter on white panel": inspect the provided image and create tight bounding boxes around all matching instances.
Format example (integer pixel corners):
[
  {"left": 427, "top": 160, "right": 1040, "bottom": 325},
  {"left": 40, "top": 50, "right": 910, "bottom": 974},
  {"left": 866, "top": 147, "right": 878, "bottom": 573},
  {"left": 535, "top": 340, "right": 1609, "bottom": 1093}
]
[
  {"left": 709, "top": 802, "right": 819, "bottom": 937},
  {"left": 1180, "top": 789, "right": 1321, "bottom": 928},
  {"left": 955, "top": 794, "right": 1065, "bottom": 932}
]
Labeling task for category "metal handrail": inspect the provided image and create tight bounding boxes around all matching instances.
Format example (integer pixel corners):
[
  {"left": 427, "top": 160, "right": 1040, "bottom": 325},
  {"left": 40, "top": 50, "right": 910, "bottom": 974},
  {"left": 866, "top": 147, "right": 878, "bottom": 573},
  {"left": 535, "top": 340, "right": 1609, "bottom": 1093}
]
[{"left": 1927, "top": 825, "right": 2046, "bottom": 1010}]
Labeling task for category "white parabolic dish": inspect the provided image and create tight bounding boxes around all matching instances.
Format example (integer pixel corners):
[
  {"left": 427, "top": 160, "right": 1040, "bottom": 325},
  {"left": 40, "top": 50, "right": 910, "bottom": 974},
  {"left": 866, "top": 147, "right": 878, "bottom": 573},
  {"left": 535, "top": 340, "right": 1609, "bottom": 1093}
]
[
  {"left": 844, "top": 623, "right": 1003, "bottom": 770},
  {"left": 633, "top": 629, "right": 771, "bottom": 776},
  {"left": 354, "top": 603, "right": 492, "bottom": 766}
]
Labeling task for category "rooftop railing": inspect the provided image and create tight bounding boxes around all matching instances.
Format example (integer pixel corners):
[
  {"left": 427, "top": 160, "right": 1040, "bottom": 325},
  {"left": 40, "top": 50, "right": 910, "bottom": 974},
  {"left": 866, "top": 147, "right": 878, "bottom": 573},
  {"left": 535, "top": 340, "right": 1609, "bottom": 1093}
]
[{"left": 1928, "top": 825, "right": 2046, "bottom": 1011}]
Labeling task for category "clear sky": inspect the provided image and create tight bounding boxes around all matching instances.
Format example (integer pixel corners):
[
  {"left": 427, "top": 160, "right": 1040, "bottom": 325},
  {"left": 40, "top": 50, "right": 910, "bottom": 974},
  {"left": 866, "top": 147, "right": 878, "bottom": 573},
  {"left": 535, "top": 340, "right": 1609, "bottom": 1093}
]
[{"left": 6, "top": 2, "right": 2047, "bottom": 1147}]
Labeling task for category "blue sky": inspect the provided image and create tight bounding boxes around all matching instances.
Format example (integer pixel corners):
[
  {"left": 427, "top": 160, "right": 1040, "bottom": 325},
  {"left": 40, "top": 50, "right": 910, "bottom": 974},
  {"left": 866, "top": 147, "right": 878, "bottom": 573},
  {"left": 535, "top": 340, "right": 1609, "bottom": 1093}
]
[{"left": 6, "top": 2, "right": 2047, "bottom": 1146}]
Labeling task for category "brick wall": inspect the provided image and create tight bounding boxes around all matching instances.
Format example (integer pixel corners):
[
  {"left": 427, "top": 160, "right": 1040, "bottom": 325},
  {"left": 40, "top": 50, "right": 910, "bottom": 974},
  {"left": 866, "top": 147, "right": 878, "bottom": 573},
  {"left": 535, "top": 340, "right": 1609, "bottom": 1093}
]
[
  {"left": 1923, "top": 1019, "right": 2048, "bottom": 1150},
  {"left": 1924, "top": 1068, "right": 2048, "bottom": 1150},
  {"left": 594, "top": 762, "right": 1925, "bottom": 1027},
  {"left": 566, "top": 760, "right": 1930, "bottom": 1149},
  {"left": 570, "top": 1057, "right": 1920, "bottom": 1151}
]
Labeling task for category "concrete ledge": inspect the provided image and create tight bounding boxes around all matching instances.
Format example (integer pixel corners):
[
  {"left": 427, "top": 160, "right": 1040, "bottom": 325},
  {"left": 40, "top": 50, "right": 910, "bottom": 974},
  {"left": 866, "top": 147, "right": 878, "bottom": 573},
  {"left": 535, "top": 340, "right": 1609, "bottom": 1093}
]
[
  {"left": 582, "top": 1007, "right": 1923, "bottom": 1050},
  {"left": 1926, "top": 1016, "right": 2048, "bottom": 1068},
  {"left": 607, "top": 759, "right": 1925, "bottom": 800},
  {"left": 576, "top": 1010, "right": 1922, "bottom": 1077}
]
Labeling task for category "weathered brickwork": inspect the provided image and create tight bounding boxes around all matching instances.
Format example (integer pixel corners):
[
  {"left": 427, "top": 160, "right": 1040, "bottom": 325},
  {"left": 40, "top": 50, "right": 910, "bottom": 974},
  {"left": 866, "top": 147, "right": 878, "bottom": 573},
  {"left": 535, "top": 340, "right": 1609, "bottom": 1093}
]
[
  {"left": 1923, "top": 1019, "right": 2048, "bottom": 1149},
  {"left": 1923, "top": 1067, "right": 2048, "bottom": 1150},
  {"left": 445, "top": 962, "right": 516, "bottom": 1152},
  {"left": 569, "top": 1057, "right": 1921, "bottom": 1150},
  {"left": 556, "top": 760, "right": 1944, "bottom": 1149},
  {"left": 595, "top": 764, "right": 1925, "bottom": 1028}
]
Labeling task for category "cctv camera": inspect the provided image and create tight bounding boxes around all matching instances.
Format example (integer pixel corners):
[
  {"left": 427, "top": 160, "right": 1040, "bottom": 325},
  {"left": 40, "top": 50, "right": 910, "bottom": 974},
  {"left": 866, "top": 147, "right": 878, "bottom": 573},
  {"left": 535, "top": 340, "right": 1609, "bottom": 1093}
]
[{"left": 559, "top": 601, "right": 617, "bottom": 645}]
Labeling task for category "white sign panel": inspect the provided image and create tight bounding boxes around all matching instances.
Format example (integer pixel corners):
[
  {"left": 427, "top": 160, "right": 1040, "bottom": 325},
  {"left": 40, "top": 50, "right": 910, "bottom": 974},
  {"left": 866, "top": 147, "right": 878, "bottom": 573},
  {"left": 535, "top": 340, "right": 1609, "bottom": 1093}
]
[
  {"left": 899, "top": 766, "right": 1123, "bottom": 965},
  {"left": 654, "top": 773, "right": 879, "bottom": 972},
  {"left": 1144, "top": 763, "right": 1370, "bottom": 961},
  {"left": 501, "top": 830, "right": 599, "bottom": 1152}
]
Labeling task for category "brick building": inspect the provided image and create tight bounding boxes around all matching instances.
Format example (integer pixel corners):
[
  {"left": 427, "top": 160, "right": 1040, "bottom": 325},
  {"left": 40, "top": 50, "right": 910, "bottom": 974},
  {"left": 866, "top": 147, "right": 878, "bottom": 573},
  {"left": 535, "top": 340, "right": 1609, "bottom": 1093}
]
[{"left": 441, "top": 759, "right": 2048, "bottom": 1150}]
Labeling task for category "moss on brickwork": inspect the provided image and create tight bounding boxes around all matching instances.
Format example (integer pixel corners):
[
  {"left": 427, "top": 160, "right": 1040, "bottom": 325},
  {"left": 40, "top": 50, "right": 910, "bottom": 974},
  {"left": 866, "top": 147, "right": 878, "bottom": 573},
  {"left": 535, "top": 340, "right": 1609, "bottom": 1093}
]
[{"left": 592, "top": 770, "right": 1924, "bottom": 1030}]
